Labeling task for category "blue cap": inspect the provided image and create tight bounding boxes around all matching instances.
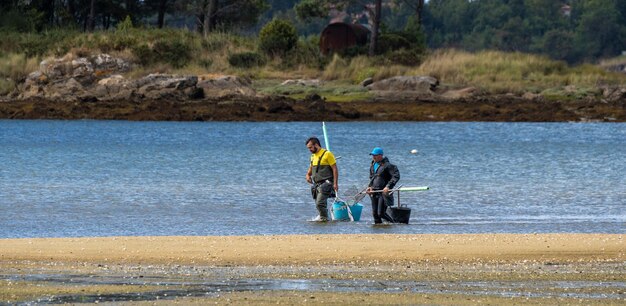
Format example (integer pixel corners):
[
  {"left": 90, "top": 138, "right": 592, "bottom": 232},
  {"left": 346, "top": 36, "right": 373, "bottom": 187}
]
[{"left": 369, "top": 147, "right": 384, "bottom": 155}]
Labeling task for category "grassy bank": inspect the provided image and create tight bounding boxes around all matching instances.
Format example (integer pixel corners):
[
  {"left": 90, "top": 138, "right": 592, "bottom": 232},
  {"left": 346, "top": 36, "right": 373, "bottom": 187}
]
[
  {"left": 1, "top": 29, "right": 625, "bottom": 99},
  {"left": 413, "top": 49, "right": 625, "bottom": 96}
]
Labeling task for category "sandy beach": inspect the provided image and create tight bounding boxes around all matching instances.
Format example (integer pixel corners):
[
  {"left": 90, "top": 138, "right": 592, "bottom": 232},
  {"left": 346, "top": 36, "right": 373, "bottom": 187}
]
[{"left": 1, "top": 234, "right": 624, "bottom": 304}]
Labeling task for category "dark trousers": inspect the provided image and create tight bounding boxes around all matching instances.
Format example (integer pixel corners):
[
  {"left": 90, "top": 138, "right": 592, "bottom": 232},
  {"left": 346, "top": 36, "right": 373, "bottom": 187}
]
[{"left": 370, "top": 194, "right": 394, "bottom": 223}]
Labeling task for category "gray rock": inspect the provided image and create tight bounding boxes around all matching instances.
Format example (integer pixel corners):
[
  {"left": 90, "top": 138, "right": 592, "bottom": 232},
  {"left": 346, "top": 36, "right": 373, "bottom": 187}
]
[
  {"left": 367, "top": 76, "right": 439, "bottom": 92},
  {"left": 19, "top": 83, "right": 43, "bottom": 100},
  {"left": 280, "top": 79, "right": 321, "bottom": 87},
  {"left": 602, "top": 86, "right": 626, "bottom": 102},
  {"left": 47, "top": 78, "right": 86, "bottom": 102},
  {"left": 135, "top": 73, "right": 197, "bottom": 89},
  {"left": 135, "top": 74, "right": 198, "bottom": 100},
  {"left": 197, "top": 75, "right": 255, "bottom": 97},
  {"left": 17, "top": 54, "right": 134, "bottom": 101},
  {"left": 522, "top": 92, "right": 542, "bottom": 101},
  {"left": 603, "top": 63, "right": 626, "bottom": 74},
  {"left": 14, "top": 54, "right": 260, "bottom": 102},
  {"left": 94, "top": 75, "right": 133, "bottom": 100},
  {"left": 360, "top": 77, "right": 374, "bottom": 87},
  {"left": 39, "top": 58, "right": 71, "bottom": 82},
  {"left": 92, "top": 54, "right": 131, "bottom": 75},
  {"left": 71, "top": 58, "right": 95, "bottom": 85},
  {"left": 24, "top": 71, "right": 48, "bottom": 86},
  {"left": 441, "top": 87, "right": 478, "bottom": 100}
]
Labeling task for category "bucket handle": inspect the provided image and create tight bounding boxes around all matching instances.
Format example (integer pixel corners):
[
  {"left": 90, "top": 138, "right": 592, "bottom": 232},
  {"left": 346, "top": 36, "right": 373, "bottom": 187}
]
[{"left": 333, "top": 196, "right": 354, "bottom": 222}]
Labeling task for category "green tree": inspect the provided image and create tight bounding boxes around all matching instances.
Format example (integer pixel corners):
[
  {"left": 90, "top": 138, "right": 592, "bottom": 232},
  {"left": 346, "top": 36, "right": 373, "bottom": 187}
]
[
  {"left": 524, "top": 0, "right": 566, "bottom": 36},
  {"left": 541, "top": 29, "right": 576, "bottom": 62},
  {"left": 144, "top": 0, "right": 171, "bottom": 28},
  {"left": 574, "top": 0, "right": 625, "bottom": 59},
  {"left": 466, "top": 0, "right": 533, "bottom": 52},
  {"left": 471, "top": 0, "right": 515, "bottom": 33},
  {"left": 194, "top": 0, "right": 269, "bottom": 37},
  {"left": 425, "top": 0, "right": 475, "bottom": 48},
  {"left": 259, "top": 19, "right": 298, "bottom": 56}
]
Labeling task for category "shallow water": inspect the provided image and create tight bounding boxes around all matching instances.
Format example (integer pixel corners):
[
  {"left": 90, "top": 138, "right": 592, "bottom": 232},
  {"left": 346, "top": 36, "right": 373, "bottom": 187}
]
[
  {"left": 7, "top": 273, "right": 624, "bottom": 304},
  {"left": 1, "top": 120, "right": 624, "bottom": 237}
]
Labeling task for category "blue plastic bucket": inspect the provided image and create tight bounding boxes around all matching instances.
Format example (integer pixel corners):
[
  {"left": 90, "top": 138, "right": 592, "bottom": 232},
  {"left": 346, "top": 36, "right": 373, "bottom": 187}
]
[
  {"left": 332, "top": 202, "right": 363, "bottom": 221},
  {"left": 332, "top": 201, "right": 349, "bottom": 220},
  {"left": 349, "top": 203, "right": 363, "bottom": 221}
]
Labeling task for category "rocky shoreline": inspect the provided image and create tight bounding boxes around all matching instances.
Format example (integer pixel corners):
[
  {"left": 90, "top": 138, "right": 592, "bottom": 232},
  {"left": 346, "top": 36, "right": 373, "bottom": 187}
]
[
  {"left": 1, "top": 53, "right": 624, "bottom": 122},
  {"left": 2, "top": 94, "right": 624, "bottom": 122}
]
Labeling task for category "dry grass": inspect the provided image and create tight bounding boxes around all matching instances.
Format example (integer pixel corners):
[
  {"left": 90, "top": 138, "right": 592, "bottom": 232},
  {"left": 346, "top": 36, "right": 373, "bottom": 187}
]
[
  {"left": 318, "top": 49, "right": 626, "bottom": 94},
  {"left": 411, "top": 49, "right": 625, "bottom": 94},
  {"left": 0, "top": 53, "right": 39, "bottom": 95},
  {"left": 0, "top": 53, "right": 40, "bottom": 81},
  {"left": 599, "top": 55, "right": 626, "bottom": 67},
  {"left": 0, "top": 78, "right": 15, "bottom": 95},
  {"left": 322, "top": 54, "right": 410, "bottom": 84}
]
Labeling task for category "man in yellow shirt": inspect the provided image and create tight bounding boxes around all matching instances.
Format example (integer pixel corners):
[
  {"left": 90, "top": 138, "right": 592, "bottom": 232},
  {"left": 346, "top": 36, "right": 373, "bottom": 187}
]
[{"left": 305, "top": 137, "right": 339, "bottom": 222}]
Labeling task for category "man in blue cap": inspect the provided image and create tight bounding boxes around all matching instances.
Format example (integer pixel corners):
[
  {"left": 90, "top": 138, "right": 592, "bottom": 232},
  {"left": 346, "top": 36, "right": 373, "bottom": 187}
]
[{"left": 366, "top": 147, "right": 400, "bottom": 224}]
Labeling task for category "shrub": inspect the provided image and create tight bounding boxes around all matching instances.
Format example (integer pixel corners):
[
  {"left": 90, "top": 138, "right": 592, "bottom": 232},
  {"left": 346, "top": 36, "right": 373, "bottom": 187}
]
[
  {"left": 0, "top": 53, "right": 39, "bottom": 82},
  {"left": 0, "top": 8, "right": 45, "bottom": 32},
  {"left": 199, "top": 58, "right": 213, "bottom": 69},
  {"left": 403, "top": 15, "right": 427, "bottom": 52},
  {"left": 279, "top": 37, "right": 326, "bottom": 69},
  {"left": 382, "top": 49, "right": 423, "bottom": 66},
  {"left": 353, "top": 67, "right": 378, "bottom": 84},
  {"left": 376, "top": 33, "right": 412, "bottom": 54},
  {"left": 131, "top": 44, "right": 155, "bottom": 66},
  {"left": 131, "top": 40, "right": 192, "bottom": 68},
  {"left": 153, "top": 40, "right": 191, "bottom": 68},
  {"left": 19, "top": 33, "right": 54, "bottom": 57},
  {"left": 228, "top": 52, "right": 266, "bottom": 68},
  {"left": 202, "top": 36, "right": 227, "bottom": 52},
  {"left": 4, "top": 30, "right": 80, "bottom": 57},
  {"left": 0, "top": 78, "right": 15, "bottom": 96},
  {"left": 117, "top": 15, "right": 133, "bottom": 33},
  {"left": 96, "top": 33, "right": 138, "bottom": 52},
  {"left": 259, "top": 19, "right": 298, "bottom": 56},
  {"left": 339, "top": 45, "right": 368, "bottom": 58}
]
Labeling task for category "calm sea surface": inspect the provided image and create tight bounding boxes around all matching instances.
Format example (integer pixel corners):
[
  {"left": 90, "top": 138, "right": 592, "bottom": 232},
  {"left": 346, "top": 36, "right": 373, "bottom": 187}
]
[{"left": 1, "top": 120, "right": 624, "bottom": 238}]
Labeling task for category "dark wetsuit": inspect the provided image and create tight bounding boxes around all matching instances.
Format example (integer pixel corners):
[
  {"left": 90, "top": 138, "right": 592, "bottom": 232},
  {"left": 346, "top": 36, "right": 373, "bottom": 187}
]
[{"left": 369, "top": 157, "right": 400, "bottom": 223}]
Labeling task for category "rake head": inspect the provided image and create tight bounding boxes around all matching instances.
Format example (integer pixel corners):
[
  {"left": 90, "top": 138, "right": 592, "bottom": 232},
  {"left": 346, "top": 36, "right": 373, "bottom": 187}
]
[{"left": 343, "top": 185, "right": 368, "bottom": 206}]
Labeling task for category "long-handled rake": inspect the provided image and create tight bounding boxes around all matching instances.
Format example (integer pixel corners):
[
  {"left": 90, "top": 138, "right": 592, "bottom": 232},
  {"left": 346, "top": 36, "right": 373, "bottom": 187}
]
[{"left": 343, "top": 185, "right": 368, "bottom": 206}]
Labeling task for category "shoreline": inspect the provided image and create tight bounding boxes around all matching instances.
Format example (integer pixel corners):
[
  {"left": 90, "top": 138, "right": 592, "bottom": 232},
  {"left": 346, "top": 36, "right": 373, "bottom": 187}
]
[
  {"left": 2, "top": 234, "right": 624, "bottom": 304},
  {"left": 1, "top": 96, "right": 625, "bottom": 122},
  {"left": 2, "top": 234, "right": 623, "bottom": 265}
]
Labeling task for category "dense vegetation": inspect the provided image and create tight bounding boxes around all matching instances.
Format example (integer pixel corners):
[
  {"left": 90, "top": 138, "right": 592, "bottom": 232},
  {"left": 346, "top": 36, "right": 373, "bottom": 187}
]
[
  {"left": 0, "top": 0, "right": 625, "bottom": 98},
  {"left": 1, "top": 0, "right": 625, "bottom": 62},
  {"left": 422, "top": 0, "right": 626, "bottom": 63}
]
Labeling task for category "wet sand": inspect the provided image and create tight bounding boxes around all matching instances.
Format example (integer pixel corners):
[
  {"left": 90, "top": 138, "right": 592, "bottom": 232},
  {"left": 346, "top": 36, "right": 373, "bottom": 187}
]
[
  {"left": 1, "top": 234, "right": 624, "bottom": 304},
  {"left": 1, "top": 234, "right": 623, "bottom": 265}
]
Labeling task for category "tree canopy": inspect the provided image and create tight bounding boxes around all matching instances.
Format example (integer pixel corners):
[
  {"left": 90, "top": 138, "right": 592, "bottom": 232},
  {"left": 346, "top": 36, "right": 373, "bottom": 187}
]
[
  {"left": 0, "top": 0, "right": 624, "bottom": 63},
  {"left": 422, "top": 0, "right": 626, "bottom": 62}
]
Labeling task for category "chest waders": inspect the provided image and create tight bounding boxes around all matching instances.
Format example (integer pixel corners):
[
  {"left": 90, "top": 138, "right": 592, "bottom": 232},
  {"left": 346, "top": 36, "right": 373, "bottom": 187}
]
[
  {"left": 311, "top": 149, "right": 331, "bottom": 199},
  {"left": 310, "top": 150, "right": 334, "bottom": 219}
]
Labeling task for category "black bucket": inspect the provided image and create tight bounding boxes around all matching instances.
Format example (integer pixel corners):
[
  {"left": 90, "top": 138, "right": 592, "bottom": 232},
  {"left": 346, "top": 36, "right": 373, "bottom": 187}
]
[{"left": 387, "top": 206, "right": 411, "bottom": 224}]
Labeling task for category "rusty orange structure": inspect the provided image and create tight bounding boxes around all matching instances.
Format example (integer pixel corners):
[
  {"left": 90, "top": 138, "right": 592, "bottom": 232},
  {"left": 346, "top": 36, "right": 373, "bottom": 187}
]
[{"left": 319, "top": 22, "right": 370, "bottom": 55}]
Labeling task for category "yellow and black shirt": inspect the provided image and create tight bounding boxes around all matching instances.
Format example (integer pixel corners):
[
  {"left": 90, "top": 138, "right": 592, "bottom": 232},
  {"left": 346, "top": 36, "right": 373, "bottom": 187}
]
[{"left": 310, "top": 149, "right": 336, "bottom": 183}]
